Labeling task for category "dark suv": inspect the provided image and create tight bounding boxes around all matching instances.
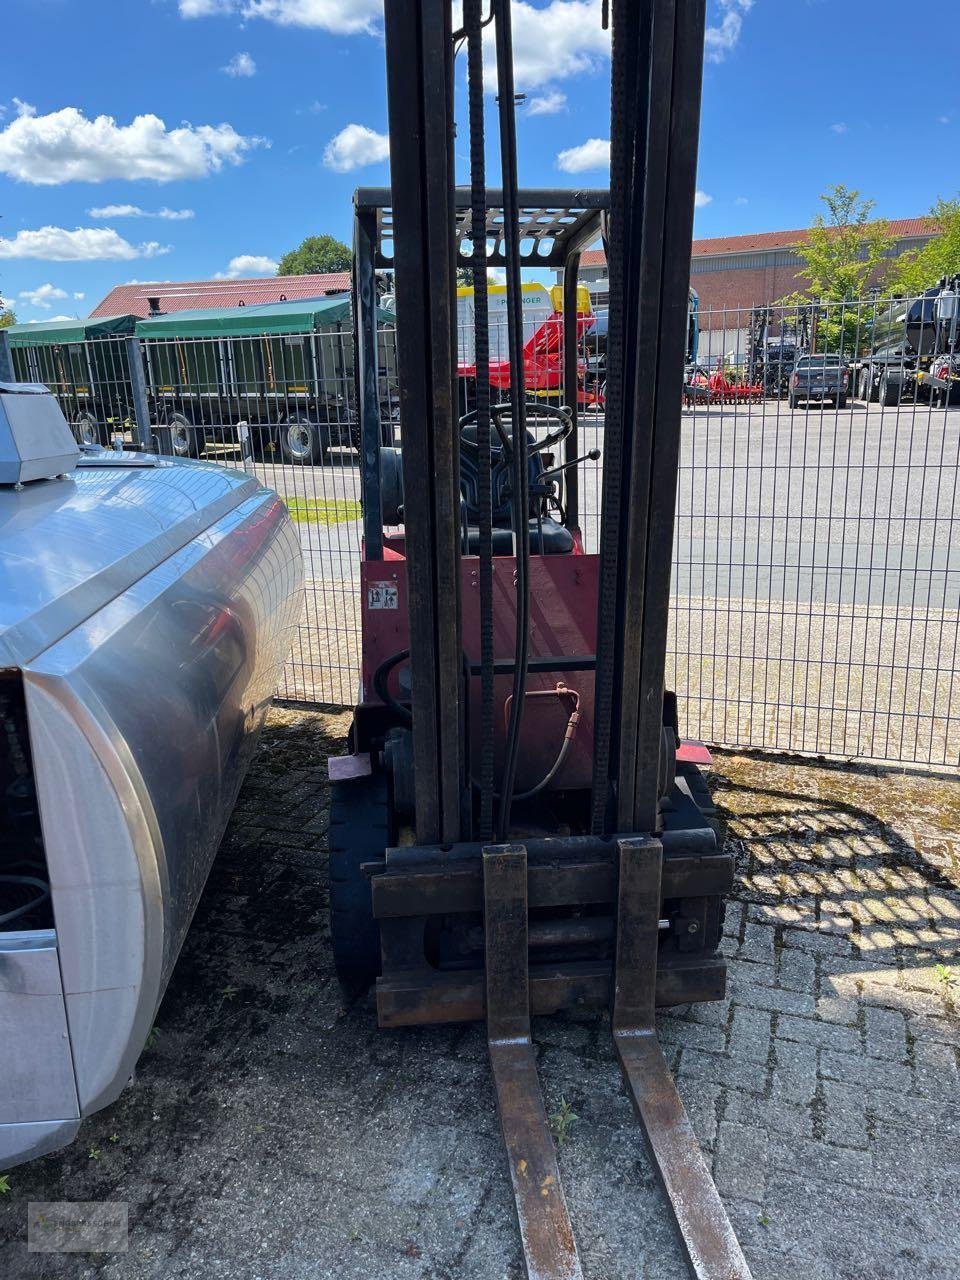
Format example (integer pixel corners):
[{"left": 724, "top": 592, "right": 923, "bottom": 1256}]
[{"left": 788, "top": 355, "right": 849, "bottom": 409}]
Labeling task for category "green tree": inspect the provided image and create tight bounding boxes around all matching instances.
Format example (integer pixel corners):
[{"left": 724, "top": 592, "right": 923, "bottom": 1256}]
[
  {"left": 781, "top": 185, "right": 895, "bottom": 356},
  {"left": 0, "top": 308, "right": 15, "bottom": 328},
  {"left": 890, "top": 197, "right": 960, "bottom": 295},
  {"left": 276, "top": 234, "right": 351, "bottom": 276}
]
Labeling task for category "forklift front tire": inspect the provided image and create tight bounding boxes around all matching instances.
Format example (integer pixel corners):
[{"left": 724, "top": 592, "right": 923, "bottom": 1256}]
[{"left": 329, "top": 772, "right": 389, "bottom": 985}]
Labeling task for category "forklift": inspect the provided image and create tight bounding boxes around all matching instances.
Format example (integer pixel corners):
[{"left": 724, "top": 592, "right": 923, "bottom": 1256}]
[{"left": 331, "top": 1, "right": 751, "bottom": 1275}]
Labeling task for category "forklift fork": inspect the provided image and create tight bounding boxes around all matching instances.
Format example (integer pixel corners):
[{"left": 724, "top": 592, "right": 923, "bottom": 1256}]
[{"left": 483, "top": 840, "right": 752, "bottom": 1280}]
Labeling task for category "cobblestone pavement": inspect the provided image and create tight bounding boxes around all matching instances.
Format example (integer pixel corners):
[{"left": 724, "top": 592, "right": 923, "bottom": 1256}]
[{"left": 1, "top": 709, "right": 957, "bottom": 1280}]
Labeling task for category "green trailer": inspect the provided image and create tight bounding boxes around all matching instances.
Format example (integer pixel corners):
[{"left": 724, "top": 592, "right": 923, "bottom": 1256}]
[
  {"left": 136, "top": 295, "right": 396, "bottom": 463},
  {"left": 7, "top": 314, "right": 137, "bottom": 446}
]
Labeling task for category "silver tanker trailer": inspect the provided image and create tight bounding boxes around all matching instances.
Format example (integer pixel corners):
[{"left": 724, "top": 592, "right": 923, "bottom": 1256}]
[{"left": 0, "top": 382, "right": 303, "bottom": 1169}]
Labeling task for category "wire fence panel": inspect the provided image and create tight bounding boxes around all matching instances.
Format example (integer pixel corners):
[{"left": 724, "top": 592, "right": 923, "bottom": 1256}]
[
  {"left": 668, "top": 299, "right": 959, "bottom": 767},
  {"left": 9, "top": 296, "right": 957, "bottom": 763}
]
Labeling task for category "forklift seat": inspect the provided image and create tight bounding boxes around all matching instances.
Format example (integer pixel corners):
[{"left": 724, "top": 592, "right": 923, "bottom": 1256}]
[
  {"left": 458, "top": 424, "right": 575, "bottom": 555},
  {"left": 463, "top": 517, "right": 574, "bottom": 556}
]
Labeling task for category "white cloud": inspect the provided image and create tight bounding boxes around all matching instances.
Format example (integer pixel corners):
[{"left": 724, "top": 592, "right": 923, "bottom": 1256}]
[
  {"left": 556, "top": 137, "right": 609, "bottom": 173},
  {"left": 830, "top": 122, "right": 847, "bottom": 134},
  {"left": 47, "top": 314, "right": 75, "bottom": 322},
  {"left": 938, "top": 115, "right": 951, "bottom": 125},
  {"left": 0, "top": 105, "right": 265, "bottom": 185},
  {"left": 180, "top": 0, "right": 381, "bottom": 35},
  {"left": 223, "top": 52, "right": 256, "bottom": 77},
  {"left": 74, "top": 291, "right": 85, "bottom": 300},
  {"left": 18, "top": 283, "right": 69, "bottom": 309},
  {"left": 0, "top": 227, "right": 170, "bottom": 261},
  {"left": 88, "top": 204, "right": 195, "bottom": 220},
  {"left": 735, "top": 195, "right": 749, "bottom": 206},
  {"left": 323, "top": 123, "right": 389, "bottom": 173},
  {"left": 0, "top": 294, "right": 14, "bottom": 311},
  {"left": 704, "top": 0, "right": 753, "bottom": 63},
  {"left": 694, "top": 190, "right": 712, "bottom": 208},
  {"left": 216, "top": 253, "right": 280, "bottom": 277},
  {"left": 527, "top": 91, "right": 567, "bottom": 116},
  {"left": 499, "top": 1, "right": 609, "bottom": 91}
]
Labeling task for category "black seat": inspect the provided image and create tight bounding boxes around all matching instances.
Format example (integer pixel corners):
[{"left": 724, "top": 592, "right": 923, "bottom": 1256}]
[
  {"left": 458, "top": 424, "right": 574, "bottom": 556},
  {"left": 464, "top": 518, "right": 574, "bottom": 556}
]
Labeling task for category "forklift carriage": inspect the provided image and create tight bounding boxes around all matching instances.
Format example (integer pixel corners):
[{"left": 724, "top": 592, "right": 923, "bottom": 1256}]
[{"left": 330, "top": 2, "right": 751, "bottom": 1276}]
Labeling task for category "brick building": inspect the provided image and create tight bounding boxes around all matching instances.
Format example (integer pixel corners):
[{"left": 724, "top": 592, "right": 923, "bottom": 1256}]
[{"left": 564, "top": 217, "right": 939, "bottom": 323}]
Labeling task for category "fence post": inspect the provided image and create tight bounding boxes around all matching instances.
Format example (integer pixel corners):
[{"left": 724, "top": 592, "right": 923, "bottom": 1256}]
[
  {"left": 125, "top": 335, "right": 151, "bottom": 449},
  {"left": 0, "top": 329, "right": 13, "bottom": 383}
]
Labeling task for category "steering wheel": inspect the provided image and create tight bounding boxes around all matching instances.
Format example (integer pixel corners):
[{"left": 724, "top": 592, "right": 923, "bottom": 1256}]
[{"left": 459, "top": 400, "right": 573, "bottom": 461}]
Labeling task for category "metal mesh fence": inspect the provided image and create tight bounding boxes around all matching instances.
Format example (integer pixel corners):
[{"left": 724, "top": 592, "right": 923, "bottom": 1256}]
[
  {"left": 9, "top": 295, "right": 958, "bottom": 765},
  {"left": 668, "top": 298, "right": 959, "bottom": 766}
]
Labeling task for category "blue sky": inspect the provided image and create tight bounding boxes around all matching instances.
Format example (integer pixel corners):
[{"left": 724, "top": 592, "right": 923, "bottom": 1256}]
[{"left": 0, "top": 0, "right": 956, "bottom": 322}]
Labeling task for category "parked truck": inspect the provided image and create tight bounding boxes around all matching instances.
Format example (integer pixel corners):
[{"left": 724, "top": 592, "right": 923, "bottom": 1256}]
[{"left": 852, "top": 276, "right": 960, "bottom": 407}]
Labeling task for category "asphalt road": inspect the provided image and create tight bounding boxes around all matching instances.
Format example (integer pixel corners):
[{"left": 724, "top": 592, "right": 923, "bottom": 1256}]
[{"left": 247, "top": 399, "right": 960, "bottom": 612}]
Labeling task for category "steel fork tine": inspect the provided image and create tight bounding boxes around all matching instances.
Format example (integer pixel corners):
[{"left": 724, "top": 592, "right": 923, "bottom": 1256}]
[
  {"left": 613, "top": 838, "right": 753, "bottom": 1280},
  {"left": 483, "top": 844, "right": 584, "bottom": 1280}
]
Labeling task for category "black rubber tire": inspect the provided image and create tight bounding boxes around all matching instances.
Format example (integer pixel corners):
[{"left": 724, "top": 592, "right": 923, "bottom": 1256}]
[
  {"left": 73, "top": 410, "right": 102, "bottom": 447},
  {"left": 279, "top": 414, "right": 325, "bottom": 465},
  {"left": 858, "top": 367, "right": 874, "bottom": 402},
  {"left": 329, "top": 772, "right": 389, "bottom": 984},
  {"left": 168, "top": 411, "right": 200, "bottom": 458},
  {"left": 880, "top": 373, "right": 900, "bottom": 407}
]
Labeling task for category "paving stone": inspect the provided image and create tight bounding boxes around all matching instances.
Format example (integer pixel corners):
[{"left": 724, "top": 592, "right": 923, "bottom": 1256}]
[
  {"left": 739, "top": 921, "right": 777, "bottom": 966},
  {"left": 713, "top": 1121, "right": 768, "bottom": 1203},
  {"left": 820, "top": 1080, "right": 870, "bottom": 1149},
  {"left": 728, "top": 1005, "right": 773, "bottom": 1064},
  {"left": 781, "top": 927, "right": 853, "bottom": 958},
  {"left": 820, "top": 1049, "right": 913, "bottom": 1093},
  {"left": 677, "top": 1047, "right": 768, "bottom": 1096},
  {"left": 776, "top": 946, "right": 816, "bottom": 991},
  {"left": 776, "top": 1013, "right": 860, "bottom": 1054},
  {"left": 863, "top": 1004, "right": 907, "bottom": 1061},
  {"left": 726, "top": 979, "right": 815, "bottom": 1017}
]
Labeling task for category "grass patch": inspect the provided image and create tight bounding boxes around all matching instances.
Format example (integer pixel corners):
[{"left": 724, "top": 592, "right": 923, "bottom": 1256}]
[{"left": 284, "top": 497, "right": 362, "bottom": 526}]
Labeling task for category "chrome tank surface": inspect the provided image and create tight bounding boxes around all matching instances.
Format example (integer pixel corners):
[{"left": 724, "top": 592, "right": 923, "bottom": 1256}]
[{"left": 0, "top": 452, "right": 303, "bottom": 1169}]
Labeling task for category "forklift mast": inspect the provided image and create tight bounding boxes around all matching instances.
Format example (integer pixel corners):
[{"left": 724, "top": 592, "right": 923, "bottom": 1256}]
[{"left": 338, "top": 2, "right": 753, "bottom": 1275}]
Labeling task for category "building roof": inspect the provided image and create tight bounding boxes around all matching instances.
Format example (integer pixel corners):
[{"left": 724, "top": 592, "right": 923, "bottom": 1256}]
[
  {"left": 89, "top": 273, "right": 352, "bottom": 319},
  {"left": 576, "top": 217, "right": 939, "bottom": 271}
]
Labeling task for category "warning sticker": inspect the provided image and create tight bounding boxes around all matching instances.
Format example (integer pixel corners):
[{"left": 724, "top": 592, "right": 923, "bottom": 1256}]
[{"left": 367, "top": 581, "right": 399, "bottom": 611}]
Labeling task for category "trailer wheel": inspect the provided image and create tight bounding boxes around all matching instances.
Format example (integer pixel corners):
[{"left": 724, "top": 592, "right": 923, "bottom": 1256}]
[
  {"left": 858, "top": 367, "right": 875, "bottom": 402},
  {"left": 280, "top": 414, "right": 324, "bottom": 465},
  {"left": 880, "top": 373, "right": 900, "bottom": 407},
  {"left": 329, "top": 771, "right": 389, "bottom": 985},
  {"left": 167, "top": 412, "right": 200, "bottom": 458},
  {"left": 73, "top": 411, "right": 101, "bottom": 447}
]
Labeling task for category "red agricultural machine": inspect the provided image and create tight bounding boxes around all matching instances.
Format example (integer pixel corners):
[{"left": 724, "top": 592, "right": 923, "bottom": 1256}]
[
  {"left": 333, "top": 1, "right": 751, "bottom": 1276},
  {"left": 458, "top": 307, "right": 601, "bottom": 411}
]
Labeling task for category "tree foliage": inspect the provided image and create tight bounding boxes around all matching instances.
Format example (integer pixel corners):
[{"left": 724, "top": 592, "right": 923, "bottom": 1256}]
[
  {"left": 276, "top": 234, "right": 351, "bottom": 276},
  {"left": 0, "top": 308, "right": 15, "bottom": 328},
  {"left": 780, "top": 185, "right": 895, "bottom": 356},
  {"left": 889, "top": 197, "right": 960, "bottom": 295},
  {"left": 791, "top": 184, "right": 894, "bottom": 301}
]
